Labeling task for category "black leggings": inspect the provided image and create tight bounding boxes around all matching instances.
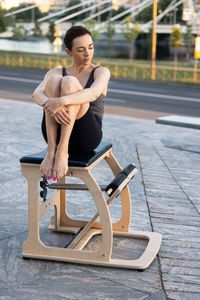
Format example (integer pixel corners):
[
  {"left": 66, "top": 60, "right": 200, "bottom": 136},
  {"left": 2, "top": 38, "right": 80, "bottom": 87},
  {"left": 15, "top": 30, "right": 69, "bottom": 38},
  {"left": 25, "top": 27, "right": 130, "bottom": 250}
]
[{"left": 41, "top": 106, "right": 102, "bottom": 154}]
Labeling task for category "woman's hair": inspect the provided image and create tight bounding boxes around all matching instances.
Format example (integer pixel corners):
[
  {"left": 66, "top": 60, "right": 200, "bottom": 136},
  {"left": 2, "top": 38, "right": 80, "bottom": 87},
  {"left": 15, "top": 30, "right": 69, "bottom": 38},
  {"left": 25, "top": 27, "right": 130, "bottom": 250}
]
[{"left": 64, "top": 26, "right": 93, "bottom": 50}]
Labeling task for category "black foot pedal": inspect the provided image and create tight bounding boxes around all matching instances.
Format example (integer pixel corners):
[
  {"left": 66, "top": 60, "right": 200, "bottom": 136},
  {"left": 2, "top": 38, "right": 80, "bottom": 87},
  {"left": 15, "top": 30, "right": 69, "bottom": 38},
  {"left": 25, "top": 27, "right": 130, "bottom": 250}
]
[
  {"left": 40, "top": 176, "right": 49, "bottom": 202},
  {"left": 106, "top": 164, "right": 136, "bottom": 197}
]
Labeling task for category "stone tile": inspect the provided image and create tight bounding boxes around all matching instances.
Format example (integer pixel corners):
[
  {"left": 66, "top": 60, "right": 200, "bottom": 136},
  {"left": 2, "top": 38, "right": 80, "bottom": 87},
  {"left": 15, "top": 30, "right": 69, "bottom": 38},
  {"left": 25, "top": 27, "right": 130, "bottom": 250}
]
[
  {"left": 157, "top": 232, "right": 200, "bottom": 243},
  {"left": 148, "top": 204, "right": 196, "bottom": 216},
  {"left": 161, "top": 266, "right": 200, "bottom": 276},
  {"left": 0, "top": 233, "right": 152, "bottom": 299},
  {"left": 161, "top": 239, "right": 200, "bottom": 249},
  {"left": 166, "top": 291, "right": 200, "bottom": 300},
  {"left": 144, "top": 289, "right": 166, "bottom": 300},
  {"left": 153, "top": 228, "right": 200, "bottom": 241},
  {"left": 159, "top": 250, "right": 200, "bottom": 261},
  {"left": 151, "top": 215, "right": 200, "bottom": 227},
  {"left": 160, "top": 258, "right": 200, "bottom": 269},
  {"left": 163, "top": 273, "right": 200, "bottom": 285},
  {"left": 164, "top": 281, "right": 200, "bottom": 293}
]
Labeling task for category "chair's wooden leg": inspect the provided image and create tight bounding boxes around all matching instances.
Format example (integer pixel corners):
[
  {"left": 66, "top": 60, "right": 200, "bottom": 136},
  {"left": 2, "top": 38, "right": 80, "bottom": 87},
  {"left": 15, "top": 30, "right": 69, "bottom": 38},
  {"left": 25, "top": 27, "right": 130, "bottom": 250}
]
[
  {"left": 49, "top": 175, "right": 89, "bottom": 232},
  {"left": 21, "top": 164, "right": 44, "bottom": 254},
  {"left": 50, "top": 149, "right": 132, "bottom": 233},
  {"left": 49, "top": 150, "right": 118, "bottom": 232},
  {"left": 104, "top": 150, "right": 131, "bottom": 232},
  {"left": 68, "top": 169, "right": 113, "bottom": 260}
]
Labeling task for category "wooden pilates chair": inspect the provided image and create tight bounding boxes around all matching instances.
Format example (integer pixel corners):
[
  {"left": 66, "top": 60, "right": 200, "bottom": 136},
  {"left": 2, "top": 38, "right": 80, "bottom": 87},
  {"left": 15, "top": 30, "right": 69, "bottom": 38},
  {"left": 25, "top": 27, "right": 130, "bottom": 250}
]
[{"left": 20, "top": 141, "right": 162, "bottom": 270}]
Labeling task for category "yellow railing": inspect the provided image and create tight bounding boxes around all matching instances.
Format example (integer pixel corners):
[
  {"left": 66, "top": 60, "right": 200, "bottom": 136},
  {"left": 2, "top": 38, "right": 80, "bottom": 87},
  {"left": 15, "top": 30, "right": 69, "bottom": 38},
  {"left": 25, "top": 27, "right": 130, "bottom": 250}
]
[{"left": 1, "top": 51, "right": 200, "bottom": 84}]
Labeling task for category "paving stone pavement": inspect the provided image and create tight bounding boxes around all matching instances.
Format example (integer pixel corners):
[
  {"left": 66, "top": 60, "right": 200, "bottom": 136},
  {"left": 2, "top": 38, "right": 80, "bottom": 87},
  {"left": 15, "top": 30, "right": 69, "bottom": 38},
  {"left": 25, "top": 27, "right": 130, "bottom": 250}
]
[{"left": 0, "top": 98, "right": 200, "bottom": 300}]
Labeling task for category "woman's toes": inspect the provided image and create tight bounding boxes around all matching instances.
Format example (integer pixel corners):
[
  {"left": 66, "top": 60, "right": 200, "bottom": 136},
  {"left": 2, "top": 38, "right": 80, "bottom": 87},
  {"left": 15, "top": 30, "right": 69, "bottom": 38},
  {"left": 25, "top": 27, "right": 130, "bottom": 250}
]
[
  {"left": 47, "top": 169, "right": 52, "bottom": 179},
  {"left": 52, "top": 170, "right": 57, "bottom": 180}
]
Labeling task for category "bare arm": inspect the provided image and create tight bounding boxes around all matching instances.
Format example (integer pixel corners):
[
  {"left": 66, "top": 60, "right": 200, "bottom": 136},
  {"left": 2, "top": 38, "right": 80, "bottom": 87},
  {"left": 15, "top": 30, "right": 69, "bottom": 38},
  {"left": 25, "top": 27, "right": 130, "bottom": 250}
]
[
  {"left": 60, "top": 67, "right": 110, "bottom": 107},
  {"left": 43, "top": 67, "right": 110, "bottom": 117},
  {"left": 32, "top": 67, "right": 72, "bottom": 125},
  {"left": 32, "top": 67, "right": 58, "bottom": 106}
]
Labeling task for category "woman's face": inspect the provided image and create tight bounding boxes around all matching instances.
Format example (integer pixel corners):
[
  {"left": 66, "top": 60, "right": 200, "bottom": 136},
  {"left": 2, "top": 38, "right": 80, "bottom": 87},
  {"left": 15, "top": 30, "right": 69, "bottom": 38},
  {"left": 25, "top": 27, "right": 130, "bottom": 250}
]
[{"left": 66, "top": 34, "right": 94, "bottom": 65}]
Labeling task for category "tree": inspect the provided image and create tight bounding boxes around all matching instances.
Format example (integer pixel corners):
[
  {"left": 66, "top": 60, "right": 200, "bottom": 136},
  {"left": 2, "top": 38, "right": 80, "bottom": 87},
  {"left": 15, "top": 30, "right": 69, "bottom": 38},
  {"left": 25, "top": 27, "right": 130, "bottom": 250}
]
[
  {"left": 135, "top": 3, "right": 153, "bottom": 23},
  {"left": 104, "top": 18, "right": 115, "bottom": 45},
  {"left": 66, "top": 0, "right": 82, "bottom": 21},
  {"left": 12, "top": 24, "right": 25, "bottom": 40},
  {"left": 47, "top": 21, "right": 55, "bottom": 43},
  {"left": 5, "top": 4, "right": 46, "bottom": 23},
  {"left": 33, "top": 22, "right": 42, "bottom": 37},
  {"left": 0, "top": 7, "right": 7, "bottom": 33},
  {"left": 6, "top": 14, "right": 16, "bottom": 27},
  {"left": 135, "top": 0, "right": 183, "bottom": 24},
  {"left": 146, "top": 28, "right": 153, "bottom": 59},
  {"left": 85, "top": 19, "right": 100, "bottom": 41},
  {"left": 122, "top": 16, "right": 141, "bottom": 60},
  {"left": 170, "top": 25, "right": 182, "bottom": 64},
  {"left": 103, "top": 18, "right": 116, "bottom": 57},
  {"left": 110, "top": 5, "right": 127, "bottom": 21},
  {"left": 183, "top": 24, "right": 194, "bottom": 61}
]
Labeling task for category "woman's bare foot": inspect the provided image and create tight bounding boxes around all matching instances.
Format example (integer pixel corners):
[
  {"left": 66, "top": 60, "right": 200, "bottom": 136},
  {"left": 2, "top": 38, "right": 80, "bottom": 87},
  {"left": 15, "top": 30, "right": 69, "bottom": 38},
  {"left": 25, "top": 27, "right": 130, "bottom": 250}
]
[
  {"left": 52, "top": 149, "right": 69, "bottom": 180},
  {"left": 40, "top": 150, "right": 56, "bottom": 179}
]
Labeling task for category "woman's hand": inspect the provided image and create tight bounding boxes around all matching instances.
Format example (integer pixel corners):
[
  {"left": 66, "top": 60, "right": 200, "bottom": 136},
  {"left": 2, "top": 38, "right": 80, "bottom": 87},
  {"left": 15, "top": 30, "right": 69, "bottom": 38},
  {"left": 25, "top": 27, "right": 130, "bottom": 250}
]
[
  {"left": 44, "top": 98, "right": 63, "bottom": 116},
  {"left": 54, "top": 107, "right": 71, "bottom": 126}
]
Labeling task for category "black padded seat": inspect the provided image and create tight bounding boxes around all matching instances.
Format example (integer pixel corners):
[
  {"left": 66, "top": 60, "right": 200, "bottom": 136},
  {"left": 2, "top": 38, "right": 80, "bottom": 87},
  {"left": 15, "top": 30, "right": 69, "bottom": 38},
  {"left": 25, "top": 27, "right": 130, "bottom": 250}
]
[{"left": 20, "top": 141, "right": 112, "bottom": 168}]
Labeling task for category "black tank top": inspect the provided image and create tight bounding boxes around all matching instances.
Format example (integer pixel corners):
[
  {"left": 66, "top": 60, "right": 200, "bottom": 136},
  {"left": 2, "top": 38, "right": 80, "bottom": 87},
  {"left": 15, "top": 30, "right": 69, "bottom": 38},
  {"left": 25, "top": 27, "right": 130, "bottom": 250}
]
[{"left": 62, "top": 66, "right": 105, "bottom": 120}]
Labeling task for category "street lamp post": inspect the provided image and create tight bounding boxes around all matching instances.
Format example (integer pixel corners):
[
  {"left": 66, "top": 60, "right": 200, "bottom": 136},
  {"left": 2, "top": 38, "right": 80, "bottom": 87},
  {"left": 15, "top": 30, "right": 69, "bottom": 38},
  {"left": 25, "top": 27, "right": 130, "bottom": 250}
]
[
  {"left": 53, "top": 27, "right": 63, "bottom": 53},
  {"left": 193, "top": 15, "right": 200, "bottom": 82},
  {"left": 151, "top": 0, "right": 157, "bottom": 80},
  {"left": 183, "top": 0, "right": 200, "bottom": 82},
  {"left": 31, "top": 7, "right": 35, "bottom": 24}
]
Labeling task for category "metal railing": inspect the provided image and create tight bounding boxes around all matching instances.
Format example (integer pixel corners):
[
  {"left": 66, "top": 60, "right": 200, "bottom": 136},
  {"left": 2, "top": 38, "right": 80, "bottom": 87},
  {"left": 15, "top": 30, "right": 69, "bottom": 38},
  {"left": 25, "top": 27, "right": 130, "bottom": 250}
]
[{"left": 1, "top": 51, "right": 200, "bottom": 84}]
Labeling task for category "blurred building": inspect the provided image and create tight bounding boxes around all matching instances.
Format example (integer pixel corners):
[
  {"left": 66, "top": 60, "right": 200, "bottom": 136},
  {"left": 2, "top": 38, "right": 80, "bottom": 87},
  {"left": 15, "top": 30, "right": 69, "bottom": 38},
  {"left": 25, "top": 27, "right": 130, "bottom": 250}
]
[
  {"left": 0, "top": 0, "right": 20, "bottom": 9},
  {"left": 195, "top": 0, "right": 200, "bottom": 11}
]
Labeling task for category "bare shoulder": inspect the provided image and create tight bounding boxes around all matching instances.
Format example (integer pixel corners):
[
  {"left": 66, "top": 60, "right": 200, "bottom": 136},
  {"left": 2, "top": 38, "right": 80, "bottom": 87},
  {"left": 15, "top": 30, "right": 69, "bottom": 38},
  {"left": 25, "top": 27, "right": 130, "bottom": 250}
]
[
  {"left": 95, "top": 66, "right": 110, "bottom": 75},
  {"left": 94, "top": 66, "right": 110, "bottom": 80},
  {"left": 45, "top": 66, "right": 62, "bottom": 77}
]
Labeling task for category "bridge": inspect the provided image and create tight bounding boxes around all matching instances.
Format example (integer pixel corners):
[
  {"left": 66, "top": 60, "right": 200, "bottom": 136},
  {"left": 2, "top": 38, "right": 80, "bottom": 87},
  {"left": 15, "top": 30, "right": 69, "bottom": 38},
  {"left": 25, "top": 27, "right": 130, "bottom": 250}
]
[{"left": 2, "top": 0, "right": 200, "bottom": 36}]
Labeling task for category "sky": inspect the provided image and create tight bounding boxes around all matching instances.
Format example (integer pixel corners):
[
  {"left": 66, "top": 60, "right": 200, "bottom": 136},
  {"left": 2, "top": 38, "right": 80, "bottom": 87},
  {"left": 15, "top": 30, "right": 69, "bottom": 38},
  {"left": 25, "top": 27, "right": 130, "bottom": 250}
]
[{"left": 1, "top": 0, "right": 53, "bottom": 10}]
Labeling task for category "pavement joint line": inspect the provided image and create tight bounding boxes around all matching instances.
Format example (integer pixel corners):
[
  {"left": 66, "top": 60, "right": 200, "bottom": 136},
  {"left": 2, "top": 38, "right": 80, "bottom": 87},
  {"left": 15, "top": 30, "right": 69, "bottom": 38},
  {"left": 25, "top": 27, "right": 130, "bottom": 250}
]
[
  {"left": 153, "top": 146, "right": 200, "bottom": 217},
  {"left": 165, "top": 145, "right": 200, "bottom": 154},
  {"left": 135, "top": 144, "right": 167, "bottom": 299},
  {"left": 136, "top": 143, "right": 200, "bottom": 297},
  {"left": 145, "top": 289, "right": 166, "bottom": 299}
]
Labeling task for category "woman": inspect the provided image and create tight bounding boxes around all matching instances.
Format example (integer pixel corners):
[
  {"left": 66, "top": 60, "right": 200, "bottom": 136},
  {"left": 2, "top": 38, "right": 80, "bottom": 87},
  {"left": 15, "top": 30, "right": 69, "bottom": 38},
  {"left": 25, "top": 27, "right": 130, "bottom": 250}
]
[{"left": 32, "top": 26, "right": 110, "bottom": 181}]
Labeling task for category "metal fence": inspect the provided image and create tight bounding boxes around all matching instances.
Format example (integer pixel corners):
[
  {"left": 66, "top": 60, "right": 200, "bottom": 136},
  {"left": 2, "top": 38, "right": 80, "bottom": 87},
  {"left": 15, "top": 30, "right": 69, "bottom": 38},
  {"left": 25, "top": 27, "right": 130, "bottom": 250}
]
[{"left": 1, "top": 51, "right": 200, "bottom": 84}]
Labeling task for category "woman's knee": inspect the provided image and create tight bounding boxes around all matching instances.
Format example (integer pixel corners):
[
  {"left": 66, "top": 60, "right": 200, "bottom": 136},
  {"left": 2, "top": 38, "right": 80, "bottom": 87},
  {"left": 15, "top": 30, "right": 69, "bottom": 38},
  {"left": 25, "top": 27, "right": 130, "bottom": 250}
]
[
  {"left": 61, "top": 75, "right": 83, "bottom": 95},
  {"left": 45, "top": 74, "right": 62, "bottom": 96}
]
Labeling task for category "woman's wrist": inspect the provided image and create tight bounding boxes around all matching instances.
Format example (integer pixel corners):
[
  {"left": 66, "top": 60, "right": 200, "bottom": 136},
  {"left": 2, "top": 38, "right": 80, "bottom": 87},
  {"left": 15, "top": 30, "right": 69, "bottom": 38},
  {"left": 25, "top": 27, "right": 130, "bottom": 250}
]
[
  {"left": 32, "top": 90, "right": 48, "bottom": 106},
  {"left": 41, "top": 94, "right": 48, "bottom": 105},
  {"left": 60, "top": 95, "right": 69, "bottom": 106}
]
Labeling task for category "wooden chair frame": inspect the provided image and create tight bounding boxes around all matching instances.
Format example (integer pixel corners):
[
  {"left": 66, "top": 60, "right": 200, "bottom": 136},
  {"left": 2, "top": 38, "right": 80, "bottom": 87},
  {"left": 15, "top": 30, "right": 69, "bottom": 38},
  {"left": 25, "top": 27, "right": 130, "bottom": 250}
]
[{"left": 20, "top": 147, "right": 162, "bottom": 270}]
